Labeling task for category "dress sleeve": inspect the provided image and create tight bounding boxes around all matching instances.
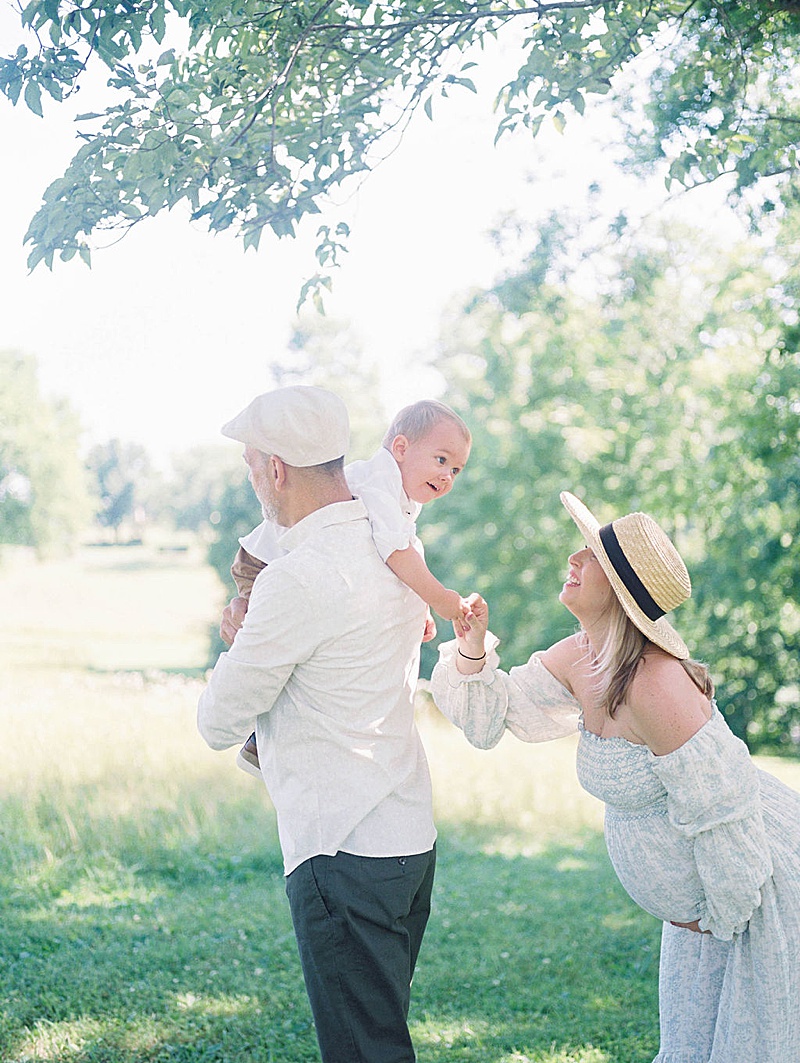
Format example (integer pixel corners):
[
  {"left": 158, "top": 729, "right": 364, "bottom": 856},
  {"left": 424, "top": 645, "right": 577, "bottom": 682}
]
[
  {"left": 648, "top": 711, "right": 773, "bottom": 940},
  {"left": 430, "top": 639, "right": 580, "bottom": 749}
]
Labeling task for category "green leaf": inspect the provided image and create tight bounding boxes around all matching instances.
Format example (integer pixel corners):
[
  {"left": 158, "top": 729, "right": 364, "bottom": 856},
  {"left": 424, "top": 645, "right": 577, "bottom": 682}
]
[
  {"left": 24, "top": 79, "right": 43, "bottom": 117},
  {"left": 242, "top": 228, "right": 262, "bottom": 251}
]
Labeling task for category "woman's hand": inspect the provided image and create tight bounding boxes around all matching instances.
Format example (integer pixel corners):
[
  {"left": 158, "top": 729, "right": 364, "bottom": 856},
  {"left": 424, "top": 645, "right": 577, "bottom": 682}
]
[
  {"left": 670, "top": 919, "right": 711, "bottom": 934},
  {"left": 454, "top": 593, "right": 489, "bottom": 673}
]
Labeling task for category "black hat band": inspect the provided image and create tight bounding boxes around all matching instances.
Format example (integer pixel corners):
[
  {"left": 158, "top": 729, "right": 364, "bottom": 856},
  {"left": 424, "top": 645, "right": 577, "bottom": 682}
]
[{"left": 599, "top": 522, "right": 666, "bottom": 622}]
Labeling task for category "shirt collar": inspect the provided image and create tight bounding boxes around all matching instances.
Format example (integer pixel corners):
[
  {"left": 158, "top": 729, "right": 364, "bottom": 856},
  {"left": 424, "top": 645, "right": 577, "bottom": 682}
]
[{"left": 277, "top": 497, "right": 368, "bottom": 552}]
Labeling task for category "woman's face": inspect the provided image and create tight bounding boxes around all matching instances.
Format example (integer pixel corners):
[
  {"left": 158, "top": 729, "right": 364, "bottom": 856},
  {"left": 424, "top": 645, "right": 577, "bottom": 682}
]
[{"left": 559, "top": 546, "right": 616, "bottom": 626}]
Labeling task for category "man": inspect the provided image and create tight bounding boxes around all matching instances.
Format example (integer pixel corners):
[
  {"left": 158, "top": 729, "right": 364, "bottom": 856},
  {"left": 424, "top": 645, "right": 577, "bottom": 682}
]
[{"left": 197, "top": 385, "right": 437, "bottom": 1063}]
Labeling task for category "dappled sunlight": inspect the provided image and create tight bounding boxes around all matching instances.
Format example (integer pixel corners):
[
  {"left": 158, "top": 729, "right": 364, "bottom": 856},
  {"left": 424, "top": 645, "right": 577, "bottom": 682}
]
[
  {"left": 50, "top": 862, "right": 159, "bottom": 911},
  {"left": 600, "top": 910, "right": 644, "bottom": 933},
  {"left": 554, "top": 855, "right": 594, "bottom": 873},
  {"left": 11, "top": 990, "right": 270, "bottom": 1062},
  {"left": 414, "top": 1016, "right": 491, "bottom": 1051},
  {"left": 413, "top": 1014, "right": 615, "bottom": 1061},
  {"left": 0, "top": 546, "right": 673, "bottom": 1059},
  {"left": 14, "top": 1015, "right": 109, "bottom": 1061}
]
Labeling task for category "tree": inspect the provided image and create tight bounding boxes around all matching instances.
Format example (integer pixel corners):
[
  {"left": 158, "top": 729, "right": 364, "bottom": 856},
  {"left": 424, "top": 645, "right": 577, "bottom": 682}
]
[
  {"left": 205, "top": 322, "right": 386, "bottom": 594},
  {"left": 154, "top": 444, "right": 242, "bottom": 533},
  {"left": 277, "top": 312, "right": 386, "bottom": 455},
  {"left": 86, "top": 438, "right": 153, "bottom": 540},
  {"left": 0, "top": 350, "right": 91, "bottom": 556},
  {"left": 685, "top": 274, "right": 800, "bottom": 750},
  {"left": 2, "top": 1, "right": 799, "bottom": 275},
  {"left": 419, "top": 207, "right": 800, "bottom": 750},
  {"left": 206, "top": 473, "right": 263, "bottom": 597}
]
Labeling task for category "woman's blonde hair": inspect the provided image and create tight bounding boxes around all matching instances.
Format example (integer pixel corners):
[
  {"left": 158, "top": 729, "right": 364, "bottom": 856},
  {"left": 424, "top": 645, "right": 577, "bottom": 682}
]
[{"left": 587, "top": 595, "right": 714, "bottom": 716}]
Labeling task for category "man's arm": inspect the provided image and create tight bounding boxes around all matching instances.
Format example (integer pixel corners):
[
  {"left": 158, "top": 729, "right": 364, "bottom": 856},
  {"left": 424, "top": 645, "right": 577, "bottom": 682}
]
[{"left": 198, "top": 566, "right": 304, "bottom": 750}]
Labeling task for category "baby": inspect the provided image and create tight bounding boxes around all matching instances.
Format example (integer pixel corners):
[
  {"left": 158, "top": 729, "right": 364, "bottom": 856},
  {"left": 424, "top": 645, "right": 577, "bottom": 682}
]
[{"left": 227, "top": 398, "right": 472, "bottom": 776}]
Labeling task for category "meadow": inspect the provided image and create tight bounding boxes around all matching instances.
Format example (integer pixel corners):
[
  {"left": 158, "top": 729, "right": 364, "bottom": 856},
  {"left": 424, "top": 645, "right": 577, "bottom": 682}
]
[{"left": 2, "top": 544, "right": 799, "bottom": 1063}]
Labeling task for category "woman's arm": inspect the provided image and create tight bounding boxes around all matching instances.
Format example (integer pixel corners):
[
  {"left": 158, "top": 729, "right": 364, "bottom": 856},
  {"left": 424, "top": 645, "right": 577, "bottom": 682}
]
[
  {"left": 430, "top": 597, "right": 580, "bottom": 748},
  {"left": 451, "top": 592, "right": 491, "bottom": 672},
  {"left": 648, "top": 713, "right": 773, "bottom": 940}
]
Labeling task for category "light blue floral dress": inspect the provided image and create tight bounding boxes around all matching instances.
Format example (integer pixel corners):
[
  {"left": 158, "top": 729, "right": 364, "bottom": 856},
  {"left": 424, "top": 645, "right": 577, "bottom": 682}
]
[{"left": 430, "top": 641, "right": 800, "bottom": 1063}]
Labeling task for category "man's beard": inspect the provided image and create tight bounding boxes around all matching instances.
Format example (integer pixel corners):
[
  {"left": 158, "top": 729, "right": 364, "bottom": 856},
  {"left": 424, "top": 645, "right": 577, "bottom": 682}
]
[{"left": 260, "top": 494, "right": 280, "bottom": 525}]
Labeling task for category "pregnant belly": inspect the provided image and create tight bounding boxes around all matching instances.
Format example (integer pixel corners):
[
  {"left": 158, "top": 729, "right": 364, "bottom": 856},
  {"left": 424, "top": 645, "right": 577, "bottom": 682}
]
[{"left": 605, "top": 809, "right": 705, "bottom": 924}]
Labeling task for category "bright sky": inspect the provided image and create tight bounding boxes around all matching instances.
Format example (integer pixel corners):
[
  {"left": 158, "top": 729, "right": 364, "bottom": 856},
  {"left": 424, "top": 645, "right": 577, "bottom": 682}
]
[{"left": 0, "top": 12, "right": 740, "bottom": 465}]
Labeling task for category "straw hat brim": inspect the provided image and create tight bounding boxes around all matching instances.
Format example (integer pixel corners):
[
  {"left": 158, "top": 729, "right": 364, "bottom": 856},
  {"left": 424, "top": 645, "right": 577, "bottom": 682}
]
[{"left": 560, "top": 491, "right": 690, "bottom": 660}]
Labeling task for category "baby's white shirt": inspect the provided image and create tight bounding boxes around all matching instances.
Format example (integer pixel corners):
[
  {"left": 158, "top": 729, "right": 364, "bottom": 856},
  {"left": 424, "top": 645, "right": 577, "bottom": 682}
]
[{"left": 239, "top": 446, "right": 423, "bottom": 564}]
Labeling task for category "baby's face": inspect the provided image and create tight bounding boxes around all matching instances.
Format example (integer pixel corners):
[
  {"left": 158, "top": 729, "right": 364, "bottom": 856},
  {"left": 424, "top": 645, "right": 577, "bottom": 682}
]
[{"left": 391, "top": 420, "right": 471, "bottom": 505}]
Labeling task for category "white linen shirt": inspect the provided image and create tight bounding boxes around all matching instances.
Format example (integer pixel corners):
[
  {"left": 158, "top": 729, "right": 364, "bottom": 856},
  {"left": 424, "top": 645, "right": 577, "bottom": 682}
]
[
  {"left": 239, "top": 446, "right": 423, "bottom": 565},
  {"left": 198, "top": 498, "right": 436, "bottom": 875}
]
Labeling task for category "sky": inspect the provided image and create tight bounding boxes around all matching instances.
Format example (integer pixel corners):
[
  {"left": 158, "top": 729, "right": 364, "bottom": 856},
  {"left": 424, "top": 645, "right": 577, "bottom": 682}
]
[{"left": 0, "top": 10, "right": 741, "bottom": 467}]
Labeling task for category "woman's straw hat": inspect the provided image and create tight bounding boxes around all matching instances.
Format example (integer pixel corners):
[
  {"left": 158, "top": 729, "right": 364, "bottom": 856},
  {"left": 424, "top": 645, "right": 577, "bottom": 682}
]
[{"left": 560, "top": 491, "right": 691, "bottom": 659}]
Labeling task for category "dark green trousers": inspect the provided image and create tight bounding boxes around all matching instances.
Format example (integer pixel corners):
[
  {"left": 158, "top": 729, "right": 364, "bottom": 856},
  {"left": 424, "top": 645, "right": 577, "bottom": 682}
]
[{"left": 285, "top": 846, "right": 436, "bottom": 1063}]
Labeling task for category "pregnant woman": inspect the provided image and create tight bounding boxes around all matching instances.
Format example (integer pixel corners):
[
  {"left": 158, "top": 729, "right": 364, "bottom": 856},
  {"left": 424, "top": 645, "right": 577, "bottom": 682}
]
[{"left": 430, "top": 490, "right": 800, "bottom": 1062}]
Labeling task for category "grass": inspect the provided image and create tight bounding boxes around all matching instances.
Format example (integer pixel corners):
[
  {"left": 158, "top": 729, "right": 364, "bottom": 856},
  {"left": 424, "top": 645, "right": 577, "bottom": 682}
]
[{"left": 2, "top": 543, "right": 799, "bottom": 1063}]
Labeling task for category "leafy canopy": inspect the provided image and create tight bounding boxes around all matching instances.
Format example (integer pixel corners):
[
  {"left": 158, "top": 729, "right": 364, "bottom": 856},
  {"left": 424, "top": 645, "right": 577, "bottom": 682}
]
[
  {"left": 419, "top": 205, "right": 800, "bottom": 751},
  {"left": 2, "top": 0, "right": 800, "bottom": 274}
]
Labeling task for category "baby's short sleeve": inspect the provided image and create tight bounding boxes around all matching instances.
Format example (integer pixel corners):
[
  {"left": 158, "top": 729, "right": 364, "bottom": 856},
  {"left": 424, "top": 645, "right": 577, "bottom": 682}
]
[{"left": 346, "top": 452, "right": 420, "bottom": 563}]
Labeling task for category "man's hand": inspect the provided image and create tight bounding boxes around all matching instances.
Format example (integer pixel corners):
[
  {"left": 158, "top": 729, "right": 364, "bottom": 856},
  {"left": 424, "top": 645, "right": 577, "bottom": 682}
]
[{"left": 220, "top": 596, "right": 249, "bottom": 646}]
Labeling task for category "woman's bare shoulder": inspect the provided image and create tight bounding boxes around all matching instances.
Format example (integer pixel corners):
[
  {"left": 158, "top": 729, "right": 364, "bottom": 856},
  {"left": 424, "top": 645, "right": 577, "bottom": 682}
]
[
  {"left": 627, "top": 651, "right": 712, "bottom": 754},
  {"left": 539, "top": 633, "right": 586, "bottom": 693}
]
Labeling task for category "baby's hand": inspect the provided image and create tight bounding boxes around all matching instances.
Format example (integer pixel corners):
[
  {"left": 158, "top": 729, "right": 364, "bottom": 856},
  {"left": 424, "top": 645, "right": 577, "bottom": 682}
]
[
  {"left": 432, "top": 589, "right": 470, "bottom": 624},
  {"left": 453, "top": 592, "right": 488, "bottom": 641},
  {"left": 422, "top": 610, "right": 437, "bottom": 643},
  {"left": 451, "top": 597, "right": 476, "bottom": 639}
]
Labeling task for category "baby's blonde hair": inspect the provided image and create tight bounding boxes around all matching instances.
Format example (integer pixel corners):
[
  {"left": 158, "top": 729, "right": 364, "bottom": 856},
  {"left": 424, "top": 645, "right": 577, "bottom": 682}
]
[{"left": 382, "top": 400, "right": 471, "bottom": 448}]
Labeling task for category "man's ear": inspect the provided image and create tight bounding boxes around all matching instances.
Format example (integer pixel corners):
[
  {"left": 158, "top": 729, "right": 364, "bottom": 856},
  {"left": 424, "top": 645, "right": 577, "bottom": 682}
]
[
  {"left": 390, "top": 434, "right": 409, "bottom": 463},
  {"left": 270, "top": 455, "right": 287, "bottom": 489}
]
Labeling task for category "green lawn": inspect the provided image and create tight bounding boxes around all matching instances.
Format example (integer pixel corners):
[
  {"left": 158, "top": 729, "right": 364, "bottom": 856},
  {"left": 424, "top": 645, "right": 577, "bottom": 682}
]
[{"left": 2, "top": 544, "right": 798, "bottom": 1063}]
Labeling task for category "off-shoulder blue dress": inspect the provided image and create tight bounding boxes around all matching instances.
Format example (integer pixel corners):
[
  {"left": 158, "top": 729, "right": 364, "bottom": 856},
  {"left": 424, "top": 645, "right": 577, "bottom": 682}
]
[{"left": 431, "top": 641, "right": 800, "bottom": 1062}]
